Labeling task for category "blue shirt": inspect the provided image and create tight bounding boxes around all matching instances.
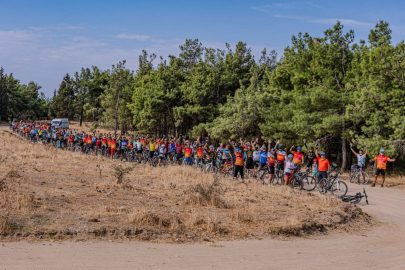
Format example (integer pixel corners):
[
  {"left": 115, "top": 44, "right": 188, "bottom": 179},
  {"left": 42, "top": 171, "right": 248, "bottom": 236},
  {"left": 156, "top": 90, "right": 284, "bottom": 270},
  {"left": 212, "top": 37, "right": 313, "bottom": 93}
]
[{"left": 260, "top": 151, "right": 267, "bottom": 163}]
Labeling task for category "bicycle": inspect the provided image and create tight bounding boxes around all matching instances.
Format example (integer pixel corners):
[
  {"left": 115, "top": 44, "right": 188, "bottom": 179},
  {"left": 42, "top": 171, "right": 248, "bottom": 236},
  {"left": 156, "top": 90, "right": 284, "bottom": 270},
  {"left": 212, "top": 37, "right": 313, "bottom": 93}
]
[
  {"left": 341, "top": 188, "right": 369, "bottom": 204},
  {"left": 293, "top": 168, "right": 317, "bottom": 191},
  {"left": 273, "top": 163, "right": 285, "bottom": 185},
  {"left": 318, "top": 170, "right": 348, "bottom": 197},
  {"left": 350, "top": 165, "right": 370, "bottom": 185}
]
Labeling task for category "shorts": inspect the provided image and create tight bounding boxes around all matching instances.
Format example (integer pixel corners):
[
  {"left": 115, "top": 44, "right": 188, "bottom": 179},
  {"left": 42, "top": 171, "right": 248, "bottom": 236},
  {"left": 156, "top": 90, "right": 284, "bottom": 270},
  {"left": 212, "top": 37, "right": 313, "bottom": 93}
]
[
  {"left": 312, "top": 171, "right": 318, "bottom": 177},
  {"left": 259, "top": 162, "right": 266, "bottom": 170},
  {"left": 185, "top": 157, "right": 192, "bottom": 164},
  {"left": 376, "top": 169, "right": 386, "bottom": 176},
  {"left": 246, "top": 158, "right": 254, "bottom": 169},
  {"left": 277, "top": 163, "right": 284, "bottom": 171},
  {"left": 137, "top": 149, "right": 143, "bottom": 154},
  {"left": 149, "top": 151, "right": 155, "bottom": 158},
  {"left": 268, "top": 166, "right": 275, "bottom": 174},
  {"left": 285, "top": 171, "right": 293, "bottom": 177},
  {"left": 110, "top": 149, "right": 116, "bottom": 155}
]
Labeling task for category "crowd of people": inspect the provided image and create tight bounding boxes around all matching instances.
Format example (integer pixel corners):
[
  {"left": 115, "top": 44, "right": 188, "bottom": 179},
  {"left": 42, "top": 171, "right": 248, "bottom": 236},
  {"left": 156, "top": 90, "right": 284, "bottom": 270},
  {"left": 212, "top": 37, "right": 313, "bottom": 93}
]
[{"left": 11, "top": 121, "right": 395, "bottom": 188}]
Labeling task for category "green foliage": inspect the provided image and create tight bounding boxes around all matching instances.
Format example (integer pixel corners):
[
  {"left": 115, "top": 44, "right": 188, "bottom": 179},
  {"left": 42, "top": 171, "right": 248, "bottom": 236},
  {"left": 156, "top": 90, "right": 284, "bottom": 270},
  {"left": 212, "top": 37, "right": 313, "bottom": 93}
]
[{"left": 4, "top": 20, "right": 405, "bottom": 168}]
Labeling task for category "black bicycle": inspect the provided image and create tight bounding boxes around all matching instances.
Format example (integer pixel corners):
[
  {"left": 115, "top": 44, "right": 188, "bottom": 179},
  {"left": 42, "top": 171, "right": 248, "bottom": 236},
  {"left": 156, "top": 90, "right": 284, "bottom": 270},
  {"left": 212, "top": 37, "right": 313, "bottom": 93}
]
[{"left": 341, "top": 188, "right": 369, "bottom": 204}]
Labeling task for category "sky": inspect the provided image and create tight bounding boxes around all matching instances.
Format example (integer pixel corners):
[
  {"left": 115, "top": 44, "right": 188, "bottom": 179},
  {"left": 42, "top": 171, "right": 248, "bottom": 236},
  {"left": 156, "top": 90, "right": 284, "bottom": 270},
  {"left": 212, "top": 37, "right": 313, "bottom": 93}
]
[{"left": 1, "top": 0, "right": 404, "bottom": 97}]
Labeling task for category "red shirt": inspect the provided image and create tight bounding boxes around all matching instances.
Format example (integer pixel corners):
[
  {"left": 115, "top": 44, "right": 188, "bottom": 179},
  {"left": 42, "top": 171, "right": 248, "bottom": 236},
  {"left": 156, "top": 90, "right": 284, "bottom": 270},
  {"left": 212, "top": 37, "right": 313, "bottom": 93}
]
[
  {"left": 293, "top": 152, "right": 304, "bottom": 165},
  {"left": 317, "top": 155, "right": 330, "bottom": 172},
  {"left": 184, "top": 147, "right": 192, "bottom": 158}
]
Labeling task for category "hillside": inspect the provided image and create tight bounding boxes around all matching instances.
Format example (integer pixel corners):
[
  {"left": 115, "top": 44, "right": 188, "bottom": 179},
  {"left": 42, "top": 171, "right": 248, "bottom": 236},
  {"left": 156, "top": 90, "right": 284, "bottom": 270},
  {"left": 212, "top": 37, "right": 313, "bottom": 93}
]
[{"left": 0, "top": 130, "right": 370, "bottom": 242}]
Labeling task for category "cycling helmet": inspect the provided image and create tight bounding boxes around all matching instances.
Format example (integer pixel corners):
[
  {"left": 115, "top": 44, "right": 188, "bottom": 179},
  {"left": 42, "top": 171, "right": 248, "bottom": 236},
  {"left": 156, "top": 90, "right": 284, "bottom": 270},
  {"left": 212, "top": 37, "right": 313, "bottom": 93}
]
[
  {"left": 287, "top": 154, "right": 293, "bottom": 159},
  {"left": 202, "top": 141, "right": 206, "bottom": 144},
  {"left": 320, "top": 152, "right": 325, "bottom": 156},
  {"left": 380, "top": 149, "right": 385, "bottom": 153},
  {"left": 278, "top": 144, "right": 283, "bottom": 149},
  {"left": 225, "top": 145, "right": 229, "bottom": 148},
  {"left": 162, "top": 145, "right": 166, "bottom": 148},
  {"left": 297, "top": 146, "right": 302, "bottom": 150},
  {"left": 209, "top": 145, "right": 214, "bottom": 149},
  {"left": 186, "top": 140, "right": 190, "bottom": 143},
  {"left": 309, "top": 146, "right": 313, "bottom": 150},
  {"left": 271, "top": 148, "right": 276, "bottom": 151},
  {"left": 237, "top": 149, "right": 242, "bottom": 153},
  {"left": 164, "top": 138, "right": 168, "bottom": 141},
  {"left": 261, "top": 146, "right": 266, "bottom": 151}
]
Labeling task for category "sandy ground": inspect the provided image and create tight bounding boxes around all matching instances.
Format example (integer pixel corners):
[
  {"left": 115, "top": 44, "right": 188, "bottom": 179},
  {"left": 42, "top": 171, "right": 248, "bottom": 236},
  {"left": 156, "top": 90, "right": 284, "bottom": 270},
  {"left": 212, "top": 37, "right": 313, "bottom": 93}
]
[{"left": 1, "top": 125, "right": 404, "bottom": 269}]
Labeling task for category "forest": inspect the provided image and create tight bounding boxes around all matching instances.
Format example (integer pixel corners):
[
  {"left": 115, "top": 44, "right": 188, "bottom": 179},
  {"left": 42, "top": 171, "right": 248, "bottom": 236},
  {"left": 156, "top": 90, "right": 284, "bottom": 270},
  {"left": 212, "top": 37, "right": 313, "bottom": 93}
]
[{"left": 1, "top": 21, "right": 404, "bottom": 169}]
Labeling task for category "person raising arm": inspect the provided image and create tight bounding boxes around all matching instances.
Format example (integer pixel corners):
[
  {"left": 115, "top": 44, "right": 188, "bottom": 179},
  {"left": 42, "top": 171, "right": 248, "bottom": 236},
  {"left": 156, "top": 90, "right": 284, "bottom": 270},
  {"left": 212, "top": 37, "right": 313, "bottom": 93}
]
[
  {"left": 369, "top": 149, "right": 395, "bottom": 187},
  {"left": 315, "top": 147, "right": 330, "bottom": 183}
]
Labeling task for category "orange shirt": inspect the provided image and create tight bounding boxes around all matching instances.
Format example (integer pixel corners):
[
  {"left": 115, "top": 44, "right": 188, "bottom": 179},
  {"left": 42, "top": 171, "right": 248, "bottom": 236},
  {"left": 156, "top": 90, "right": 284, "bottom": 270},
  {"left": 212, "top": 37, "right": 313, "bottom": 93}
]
[
  {"left": 276, "top": 150, "right": 286, "bottom": 162},
  {"left": 374, "top": 155, "right": 389, "bottom": 170},
  {"left": 235, "top": 153, "right": 244, "bottom": 166},
  {"left": 184, "top": 147, "right": 192, "bottom": 158},
  {"left": 107, "top": 139, "right": 111, "bottom": 148},
  {"left": 267, "top": 153, "right": 276, "bottom": 164},
  {"left": 317, "top": 155, "right": 330, "bottom": 172},
  {"left": 293, "top": 152, "right": 304, "bottom": 165}
]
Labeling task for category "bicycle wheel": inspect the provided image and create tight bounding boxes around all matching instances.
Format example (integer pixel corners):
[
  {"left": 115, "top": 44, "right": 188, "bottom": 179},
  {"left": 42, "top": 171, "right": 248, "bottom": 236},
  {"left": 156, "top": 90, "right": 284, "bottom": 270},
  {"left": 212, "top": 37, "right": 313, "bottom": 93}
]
[
  {"left": 349, "top": 170, "right": 356, "bottom": 183},
  {"left": 210, "top": 166, "right": 218, "bottom": 174},
  {"left": 292, "top": 177, "right": 303, "bottom": 190},
  {"left": 302, "top": 176, "right": 317, "bottom": 191},
  {"left": 275, "top": 170, "right": 284, "bottom": 185},
  {"left": 331, "top": 180, "right": 348, "bottom": 198},
  {"left": 260, "top": 170, "right": 269, "bottom": 184},
  {"left": 318, "top": 179, "right": 329, "bottom": 195},
  {"left": 356, "top": 171, "right": 370, "bottom": 185}
]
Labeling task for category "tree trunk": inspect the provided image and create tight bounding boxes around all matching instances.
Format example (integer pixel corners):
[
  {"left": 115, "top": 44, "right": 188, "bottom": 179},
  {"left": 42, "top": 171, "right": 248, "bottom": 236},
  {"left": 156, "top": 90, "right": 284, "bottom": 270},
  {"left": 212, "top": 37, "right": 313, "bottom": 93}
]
[
  {"left": 114, "top": 88, "right": 121, "bottom": 137},
  {"left": 341, "top": 137, "right": 347, "bottom": 172},
  {"left": 79, "top": 105, "right": 84, "bottom": 127}
]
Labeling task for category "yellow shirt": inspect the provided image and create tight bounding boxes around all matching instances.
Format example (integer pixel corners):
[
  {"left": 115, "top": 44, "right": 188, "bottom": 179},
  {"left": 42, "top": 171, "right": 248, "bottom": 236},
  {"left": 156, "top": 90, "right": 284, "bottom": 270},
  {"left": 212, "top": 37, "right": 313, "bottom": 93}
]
[{"left": 149, "top": 143, "right": 156, "bottom": 151}]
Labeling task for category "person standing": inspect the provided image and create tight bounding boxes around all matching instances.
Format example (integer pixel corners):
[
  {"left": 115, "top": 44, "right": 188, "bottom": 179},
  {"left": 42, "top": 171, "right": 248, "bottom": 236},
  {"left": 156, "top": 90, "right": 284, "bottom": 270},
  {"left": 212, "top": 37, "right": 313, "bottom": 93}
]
[
  {"left": 315, "top": 148, "right": 330, "bottom": 182},
  {"left": 369, "top": 149, "right": 395, "bottom": 187},
  {"left": 234, "top": 148, "right": 245, "bottom": 182}
]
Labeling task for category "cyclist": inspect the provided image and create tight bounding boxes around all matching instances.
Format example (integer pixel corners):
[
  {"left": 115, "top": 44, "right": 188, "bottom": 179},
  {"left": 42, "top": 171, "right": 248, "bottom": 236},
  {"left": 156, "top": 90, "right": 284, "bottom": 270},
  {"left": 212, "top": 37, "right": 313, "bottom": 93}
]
[
  {"left": 284, "top": 154, "right": 295, "bottom": 186},
  {"left": 175, "top": 139, "right": 183, "bottom": 163},
  {"left": 290, "top": 145, "right": 304, "bottom": 166},
  {"left": 148, "top": 138, "right": 156, "bottom": 165},
  {"left": 369, "top": 149, "right": 395, "bottom": 187},
  {"left": 158, "top": 144, "right": 167, "bottom": 166},
  {"left": 196, "top": 138, "right": 205, "bottom": 165},
  {"left": 315, "top": 148, "right": 330, "bottom": 182},
  {"left": 110, "top": 137, "right": 117, "bottom": 158},
  {"left": 207, "top": 145, "right": 217, "bottom": 167},
  {"left": 252, "top": 145, "right": 261, "bottom": 168},
  {"left": 267, "top": 139, "right": 276, "bottom": 186},
  {"left": 350, "top": 145, "right": 368, "bottom": 170},
  {"left": 303, "top": 139, "right": 317, "bottom": 170},
  {"left": 234, "top": 147, "right": 245, "bottom": 182},
  {"left": 184, "top": 140, "right": 193, "bottom": 165},
  {"left": 120, "top": 137, "right": 128, "bottom": 158},
  {"left": 245, "top": 143, "right": 254, "bottom": 177},
  {"left": 259, "top": 146, "right": 267, "bottom": 171},
  {"left": 222, "top": 145, "right": 232, "bottom": 166},
  {"left": 134, "top": 138, "right": 143, "bottom": 163},
  {"left": 274, "top": 141, "right": 286, "bottom": 171}
]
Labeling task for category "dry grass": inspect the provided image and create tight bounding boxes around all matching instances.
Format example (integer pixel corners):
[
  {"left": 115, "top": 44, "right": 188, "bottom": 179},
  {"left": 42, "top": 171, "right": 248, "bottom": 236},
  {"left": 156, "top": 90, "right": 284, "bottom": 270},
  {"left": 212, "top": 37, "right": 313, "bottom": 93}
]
[{"left": 0, "top": 130, "right": 370, "bottom": 242}]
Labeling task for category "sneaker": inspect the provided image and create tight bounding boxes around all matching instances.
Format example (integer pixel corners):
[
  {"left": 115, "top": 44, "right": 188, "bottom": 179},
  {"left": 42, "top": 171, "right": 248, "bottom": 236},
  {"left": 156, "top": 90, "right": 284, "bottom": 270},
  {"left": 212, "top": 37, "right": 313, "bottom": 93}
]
[{"left": 371, "top": 184, "right": 375, "bottom": 187}]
